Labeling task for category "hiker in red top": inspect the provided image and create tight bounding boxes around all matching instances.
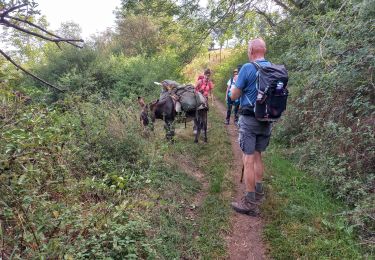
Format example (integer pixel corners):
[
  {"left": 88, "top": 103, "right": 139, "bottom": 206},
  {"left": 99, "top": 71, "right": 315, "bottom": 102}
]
[{"left": 195, "top": 68, "right": 214, "bottom": 105}]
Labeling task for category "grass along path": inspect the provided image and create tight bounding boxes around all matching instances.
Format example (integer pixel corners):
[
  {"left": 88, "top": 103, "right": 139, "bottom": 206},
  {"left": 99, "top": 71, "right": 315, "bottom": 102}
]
[{"left": 262, "top": 145, "right": 366, "bottom": 258}]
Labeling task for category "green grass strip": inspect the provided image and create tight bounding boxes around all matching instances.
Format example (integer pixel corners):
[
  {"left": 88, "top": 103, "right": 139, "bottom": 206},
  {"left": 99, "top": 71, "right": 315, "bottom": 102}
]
[
  {"left": 172, "top": 106, "right": 233, "bottom": 259},
  {"left": 263, "top": 146, "right": 365, "bottom": 259}
]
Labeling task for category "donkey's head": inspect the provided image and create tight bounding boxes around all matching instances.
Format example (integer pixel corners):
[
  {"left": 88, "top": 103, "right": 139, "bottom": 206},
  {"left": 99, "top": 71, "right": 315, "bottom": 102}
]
[
  {"left": 138, "top": 97, "right": 149, "bottom": 127},
  {"left": 138, "top": 97, "right": 158, "bottom": 129}
]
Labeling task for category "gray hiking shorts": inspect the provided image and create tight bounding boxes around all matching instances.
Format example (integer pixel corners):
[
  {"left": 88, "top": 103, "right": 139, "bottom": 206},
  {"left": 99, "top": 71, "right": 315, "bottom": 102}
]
[{"left": 238, "top": 115, "right": 272, "bottom": 155}]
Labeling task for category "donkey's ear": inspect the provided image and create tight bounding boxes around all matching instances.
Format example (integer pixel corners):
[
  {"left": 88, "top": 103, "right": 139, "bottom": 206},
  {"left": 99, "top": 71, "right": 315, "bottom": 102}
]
[{"left": 138, "top": 97, "right": 146, "bottom": 108}]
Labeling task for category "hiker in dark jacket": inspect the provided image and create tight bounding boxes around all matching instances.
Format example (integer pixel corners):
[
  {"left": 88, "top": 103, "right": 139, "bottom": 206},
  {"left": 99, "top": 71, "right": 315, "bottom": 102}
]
[{"left": 229, "top": 38, "right": 272, "bottom": 216}]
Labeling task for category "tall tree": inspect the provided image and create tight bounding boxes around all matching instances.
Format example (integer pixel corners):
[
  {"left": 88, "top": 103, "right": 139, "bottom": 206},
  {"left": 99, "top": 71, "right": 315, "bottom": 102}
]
[
  {"left": 116, "top": 15, "right": 160, "bottom": 56},
  {"left": 116, "top": 0, "right": 294, "bottom": 60}
]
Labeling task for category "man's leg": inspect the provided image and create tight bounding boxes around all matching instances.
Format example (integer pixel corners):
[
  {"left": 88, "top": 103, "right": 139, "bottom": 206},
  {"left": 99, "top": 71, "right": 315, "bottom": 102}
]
[
  {"left": 254, "top": 151, "right": 263, "bottom": 184},
  {"left": 231, "top": 118, "right": 259, "bottom": 215},
  {"left": 234, "top": 104, "right": 239, "bottom": 124},
  {"left": 254, "top": 126, "right": 272, "bottom": 198},
  {"left": 225, "top": 102, "right": 232, "bottom": 124},
  {"left": 243, "top": 153, "right": 255, "bottom": 194},
  {"left": 254, "top": 123, "right": 272, "bottom": 199},
  {"left": 254, "top": 151, "right": 265, "bottom": 200},
  {"left": 231, "top": 152, "right": 258, "bottom": 215}
]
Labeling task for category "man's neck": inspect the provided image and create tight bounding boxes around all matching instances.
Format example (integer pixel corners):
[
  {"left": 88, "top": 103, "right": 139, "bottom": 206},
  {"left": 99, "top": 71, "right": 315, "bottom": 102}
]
[{"left": 251, "top": 56, "right": 265, "bottom": 61}]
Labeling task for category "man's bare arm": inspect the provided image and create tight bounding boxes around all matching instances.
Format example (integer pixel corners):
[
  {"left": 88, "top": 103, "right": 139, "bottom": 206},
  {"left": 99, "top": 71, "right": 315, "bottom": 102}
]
[{"left": 230, "top": 87, "right": 242, "bottom": 101}]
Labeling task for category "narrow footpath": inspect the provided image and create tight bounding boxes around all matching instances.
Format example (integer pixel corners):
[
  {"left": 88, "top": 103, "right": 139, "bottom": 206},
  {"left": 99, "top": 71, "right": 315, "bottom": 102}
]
[{"left": 215, "top": 100, "right": 267, "bottom": 260}]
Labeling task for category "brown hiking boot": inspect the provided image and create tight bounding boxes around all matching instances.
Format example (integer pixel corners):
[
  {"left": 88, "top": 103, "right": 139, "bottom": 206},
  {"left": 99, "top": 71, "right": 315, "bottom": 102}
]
[{"left": 231, "top": 196, "right": 259, "bottom": 216}]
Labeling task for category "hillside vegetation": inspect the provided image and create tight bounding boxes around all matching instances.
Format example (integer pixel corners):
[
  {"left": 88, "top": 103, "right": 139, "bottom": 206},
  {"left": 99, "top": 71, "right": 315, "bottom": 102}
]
[
  {"left": 0, "top": 1, "right": 201, "bottom": 258},
  {"left": 1, "top": 0, "right": 373, "bottom": 258}
]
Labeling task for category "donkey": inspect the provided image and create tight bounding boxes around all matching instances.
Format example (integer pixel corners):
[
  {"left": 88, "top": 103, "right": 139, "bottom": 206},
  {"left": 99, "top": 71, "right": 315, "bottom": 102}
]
[{"left": 138, "top": 96, "right": 208, "bottom": 143}]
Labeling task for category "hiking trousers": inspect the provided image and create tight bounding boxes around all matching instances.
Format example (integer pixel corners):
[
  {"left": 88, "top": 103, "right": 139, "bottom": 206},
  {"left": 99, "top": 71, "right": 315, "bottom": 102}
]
[{"left": 226, "top": 101, "right": 239, "bottom": 121}]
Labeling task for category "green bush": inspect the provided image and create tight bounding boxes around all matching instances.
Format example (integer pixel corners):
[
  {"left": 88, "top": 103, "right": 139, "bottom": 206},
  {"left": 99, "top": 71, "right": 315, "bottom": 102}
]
[
  {"left": 20, "top": 44, "right": 183, "bottom": 102},
  {"left": 108, "top": 51, "right": 182, "bottom": 101},
  {"left": 0, "top": 88, "right": 163, "bottom": 258}
]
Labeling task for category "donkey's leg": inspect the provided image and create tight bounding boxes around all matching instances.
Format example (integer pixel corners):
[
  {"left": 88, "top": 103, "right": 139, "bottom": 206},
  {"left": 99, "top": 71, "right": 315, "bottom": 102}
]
[
  {"left": 164, "top": 121, "right": 172, "bottom": 141},
  {"left": 193, "top": 120, "right": 197, "bottom": 135},
  {"left": 164, "top": 122, "right": 169, "bottom": 140},
  {"left": 169, "top": 121, "right": 175, "bottom": 140},
  {"left": 194, "top": 117, "right": 199, "bottom": 143},
  {"left": 197, "top": 118, "right": 203, "bottom": 143},
  {"left": 167, "top": 120, "right": 175, "bottom": 142},
  {"left": 203, "top": 111, "right": 208, "bottom": 143}
]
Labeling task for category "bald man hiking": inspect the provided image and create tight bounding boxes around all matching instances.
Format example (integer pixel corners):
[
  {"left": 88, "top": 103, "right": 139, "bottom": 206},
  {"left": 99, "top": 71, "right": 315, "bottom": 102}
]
[{"left": 230, "top": 38, "right": 272, "bottom": 215}]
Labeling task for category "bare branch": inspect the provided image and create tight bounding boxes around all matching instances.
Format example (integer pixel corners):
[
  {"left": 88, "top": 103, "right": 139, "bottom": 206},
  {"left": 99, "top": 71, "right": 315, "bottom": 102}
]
[
  {"left": 55, "top": 42, "right": 62, "bottom": 50},
  {"left": 319, "top": 0, "right": 349, "bottom": 66},
  {"left": 0, "top": 3, "right": 27, "bottom": 18},
  {"left": 287, "top": 0, "right": 304, "bottom": 9},
  {"left": 272, "top": 0, "right": 291, "bottom": 11},
  {"left": 6, "top": 15, "right": 83, "bottom": 48},
  {"left": 1, "top": 19, "right": 84, "bottom": 44},
  {"left": 255, "top": 7, "right": 276, "bottom": 27},
  {"left": 0, "top": 48, "right": 65, "bottom": 92}
]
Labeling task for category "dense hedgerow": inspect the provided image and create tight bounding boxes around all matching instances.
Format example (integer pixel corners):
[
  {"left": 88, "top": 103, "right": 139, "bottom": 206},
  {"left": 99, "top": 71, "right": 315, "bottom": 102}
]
[{"left": 267, "top": 1, "right": 374, "bottom": 242}]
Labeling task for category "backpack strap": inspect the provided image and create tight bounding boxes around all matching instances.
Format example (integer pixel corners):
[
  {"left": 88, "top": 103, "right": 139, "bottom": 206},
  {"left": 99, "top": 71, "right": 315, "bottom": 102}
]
[
  {"left": 251, "top": 62, "right": 261, "bottom": 93},
  {"left": 242, "top": 62, "right": 260, "bottom": 106},
  {"left": 251, "top": 61, "right": 261, "bottom": 70}
]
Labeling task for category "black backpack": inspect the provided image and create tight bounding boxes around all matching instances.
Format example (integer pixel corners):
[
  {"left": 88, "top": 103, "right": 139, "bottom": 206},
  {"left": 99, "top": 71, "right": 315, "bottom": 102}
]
[{"left": 252, "top": 62, "right": 289, "bottom": 122}]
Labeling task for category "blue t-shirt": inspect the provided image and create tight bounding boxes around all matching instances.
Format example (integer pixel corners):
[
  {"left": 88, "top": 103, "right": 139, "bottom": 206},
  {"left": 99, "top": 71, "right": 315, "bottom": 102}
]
[{"left": 235, "top": 59, "right": 271, "bottom": 107}]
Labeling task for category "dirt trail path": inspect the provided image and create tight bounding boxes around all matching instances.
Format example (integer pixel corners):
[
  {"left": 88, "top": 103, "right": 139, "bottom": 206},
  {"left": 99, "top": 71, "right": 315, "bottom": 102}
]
[
  {"left": 174, "top": 153, "right": 209, "bottom": 221},
  {"left": 215, "top": 100, "right": 267, "bottom": 260}
]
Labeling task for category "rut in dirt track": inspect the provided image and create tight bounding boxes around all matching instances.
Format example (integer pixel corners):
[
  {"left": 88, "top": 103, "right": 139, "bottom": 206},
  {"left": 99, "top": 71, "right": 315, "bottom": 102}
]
[{"left": 215, "top": 100, "right": 267, "bottom": 260}]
